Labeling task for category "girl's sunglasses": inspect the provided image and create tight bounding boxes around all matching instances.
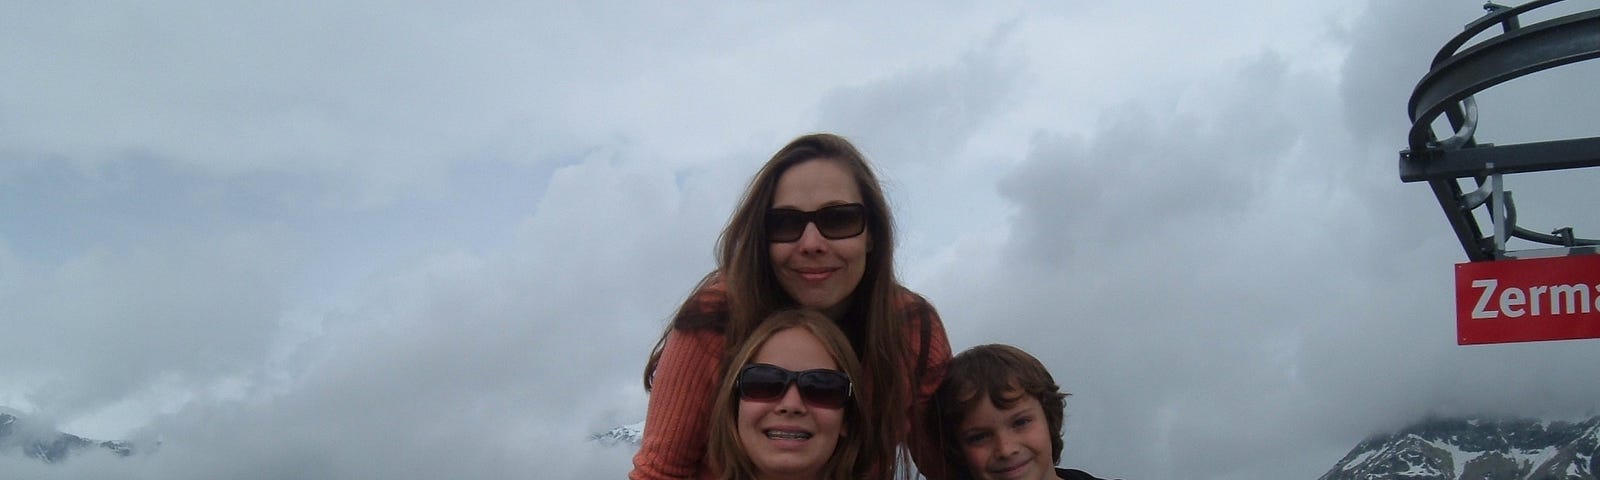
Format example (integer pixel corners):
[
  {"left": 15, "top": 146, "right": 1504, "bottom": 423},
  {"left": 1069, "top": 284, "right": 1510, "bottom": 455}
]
[
  {"left": 765, "top": 203, "right": 867, "bottom": 243},
  {"left": 735, "top": 363, "right": 853, "bottom": 409}
]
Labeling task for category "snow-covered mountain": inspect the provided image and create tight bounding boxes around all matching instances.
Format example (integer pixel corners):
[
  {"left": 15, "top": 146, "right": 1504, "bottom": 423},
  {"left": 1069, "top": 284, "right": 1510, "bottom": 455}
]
[
  {"left": 1319, "top": 415, "right": 1600, "bottom": 480},
  {"left": 0, "top": 411, "right": 140, "bottom": 463},
  {"left": 591, "top": 420, "right": 645, "bottom": 447}
]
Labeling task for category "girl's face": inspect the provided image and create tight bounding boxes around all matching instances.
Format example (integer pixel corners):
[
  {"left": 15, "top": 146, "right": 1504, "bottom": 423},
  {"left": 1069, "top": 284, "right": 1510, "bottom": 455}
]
[
  {"left": 767, "top": 159, "right": 870, "bottom": 320},
  {"left": 737, "top": 328, "right": 847, "bottom": 479}
]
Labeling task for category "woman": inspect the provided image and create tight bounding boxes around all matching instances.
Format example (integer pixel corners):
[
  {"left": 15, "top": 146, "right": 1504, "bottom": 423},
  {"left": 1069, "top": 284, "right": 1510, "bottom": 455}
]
[
  {"left": 633, "top": 133, "right": 951, "bottom": 479},
  {"left": 706, "top": 309, "right": 871, "bottom": 480}
]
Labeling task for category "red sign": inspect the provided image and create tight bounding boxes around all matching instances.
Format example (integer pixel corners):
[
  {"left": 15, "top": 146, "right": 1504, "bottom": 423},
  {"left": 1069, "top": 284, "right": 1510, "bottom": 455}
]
[{"left": 1456, "top": 255, "right": 1600, "bottom": 345}]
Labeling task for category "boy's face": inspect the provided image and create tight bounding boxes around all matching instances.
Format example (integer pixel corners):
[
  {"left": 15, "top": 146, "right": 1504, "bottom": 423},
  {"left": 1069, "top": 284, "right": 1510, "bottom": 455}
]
[{"left": 957, "top": 390, "right": 1057, "bottom": 480}]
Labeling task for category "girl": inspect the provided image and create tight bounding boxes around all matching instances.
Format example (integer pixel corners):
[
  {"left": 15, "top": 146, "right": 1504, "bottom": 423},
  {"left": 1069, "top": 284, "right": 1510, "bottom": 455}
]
[{"left": 706, "top": 310, "right": 870, "bottom": 480}]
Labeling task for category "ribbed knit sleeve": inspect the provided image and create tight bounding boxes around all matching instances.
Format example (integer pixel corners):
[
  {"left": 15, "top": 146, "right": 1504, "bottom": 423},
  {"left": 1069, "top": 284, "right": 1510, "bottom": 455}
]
[
  {"left": 905, "top": 294, "right": 954, "bottom": 479},
  {"left": 630, "top": 328, "right": 726, "bottom": 480}
]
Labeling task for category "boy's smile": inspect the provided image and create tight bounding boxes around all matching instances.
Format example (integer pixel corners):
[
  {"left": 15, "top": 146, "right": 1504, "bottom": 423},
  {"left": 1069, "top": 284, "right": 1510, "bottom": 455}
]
[{"left": 958, "top": 391, "right": 1058, "bottom": 480}]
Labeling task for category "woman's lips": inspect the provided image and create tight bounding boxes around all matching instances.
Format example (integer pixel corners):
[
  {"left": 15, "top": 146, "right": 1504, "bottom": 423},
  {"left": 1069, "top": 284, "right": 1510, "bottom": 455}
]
[{"left": 795, "top": 267, "right": 838, "bottom": 282}]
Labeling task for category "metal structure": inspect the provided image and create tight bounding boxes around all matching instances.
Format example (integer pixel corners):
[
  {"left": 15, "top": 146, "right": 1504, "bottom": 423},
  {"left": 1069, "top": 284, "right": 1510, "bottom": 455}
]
[{"left": 1399, "top": 0, "right": 1600, "bottom": 261}]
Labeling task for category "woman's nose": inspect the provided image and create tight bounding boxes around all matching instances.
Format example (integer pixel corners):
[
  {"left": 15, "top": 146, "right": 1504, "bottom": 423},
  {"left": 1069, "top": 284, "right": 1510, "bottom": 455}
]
[{"left": 795, "top": 222, "right": 828, "bottom": 252}]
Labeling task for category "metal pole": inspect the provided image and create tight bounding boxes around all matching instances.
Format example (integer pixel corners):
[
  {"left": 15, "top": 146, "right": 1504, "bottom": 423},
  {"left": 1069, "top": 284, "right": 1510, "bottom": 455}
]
[{"left": 1490, "top": 163, "right": 1506, "bottom": 256}]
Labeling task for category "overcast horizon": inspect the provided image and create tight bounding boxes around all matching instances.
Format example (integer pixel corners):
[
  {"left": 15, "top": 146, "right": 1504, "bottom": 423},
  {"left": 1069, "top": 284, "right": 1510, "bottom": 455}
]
[{"left": 4, "top": 1, "right": 1600, "bottom": 479}]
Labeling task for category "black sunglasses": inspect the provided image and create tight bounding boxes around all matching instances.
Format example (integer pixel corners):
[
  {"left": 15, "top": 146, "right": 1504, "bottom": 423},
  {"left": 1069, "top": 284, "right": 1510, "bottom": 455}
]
[
  {"left": 765, "top": 203, "right": 867, "bottom": 243},
  {"left": 736, "top": 363, "right": 853, "bottom": 409}
]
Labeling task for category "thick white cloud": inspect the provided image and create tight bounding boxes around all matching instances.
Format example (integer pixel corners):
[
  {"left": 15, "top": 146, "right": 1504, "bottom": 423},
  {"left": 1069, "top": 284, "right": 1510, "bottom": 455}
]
[{"left": 3, "top": 1, "right": 1598, "bottom": 479}]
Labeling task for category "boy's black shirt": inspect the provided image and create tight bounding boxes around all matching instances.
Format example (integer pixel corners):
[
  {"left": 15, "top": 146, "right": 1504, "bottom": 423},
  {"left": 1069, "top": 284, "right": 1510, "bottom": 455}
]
[
  {"left": 1057, "top": 467, "right": 1117, "bottom": 480},
  {"left": 947, "top": 466, "right": 1117, "bottom": 480}
]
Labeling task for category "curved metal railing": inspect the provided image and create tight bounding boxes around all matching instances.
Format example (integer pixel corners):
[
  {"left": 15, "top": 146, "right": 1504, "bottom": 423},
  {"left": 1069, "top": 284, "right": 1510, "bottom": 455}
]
[{"left": 1400, "top": 0, "right": 1600, "bottom": 261}]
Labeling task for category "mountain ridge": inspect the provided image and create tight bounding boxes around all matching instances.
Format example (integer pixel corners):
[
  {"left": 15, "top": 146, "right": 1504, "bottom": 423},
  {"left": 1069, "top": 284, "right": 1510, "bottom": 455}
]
[
  {"left": 590, "top": 420, "right": 645, "bottom": 447},
  {"left": 1318, "top": 415, "right": 1600, "bottom": 480},
  {"left": 0, "top": 412, "right": 142, "bottom": 463}
]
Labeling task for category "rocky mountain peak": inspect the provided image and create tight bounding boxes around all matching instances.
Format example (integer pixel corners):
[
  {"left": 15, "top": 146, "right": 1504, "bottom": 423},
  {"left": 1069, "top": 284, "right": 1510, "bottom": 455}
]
[
  {"left": 0, "top": 411, "right": 139, "bottom": 463},
  {"left": 1319, "top": 415, "right": 1600, "bottom": 480}
]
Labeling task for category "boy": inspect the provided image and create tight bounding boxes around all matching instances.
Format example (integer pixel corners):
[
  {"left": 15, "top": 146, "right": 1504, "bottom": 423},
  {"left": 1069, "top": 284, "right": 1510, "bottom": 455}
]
[{"left": 926, "top": 344, "right": 1114, "bottom": 480}]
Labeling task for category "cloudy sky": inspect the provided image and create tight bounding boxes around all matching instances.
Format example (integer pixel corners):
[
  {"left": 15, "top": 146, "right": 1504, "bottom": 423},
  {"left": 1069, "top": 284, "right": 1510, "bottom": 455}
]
[{"left": 4, "top": 1, "right": 1599, "bottom": 478}]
